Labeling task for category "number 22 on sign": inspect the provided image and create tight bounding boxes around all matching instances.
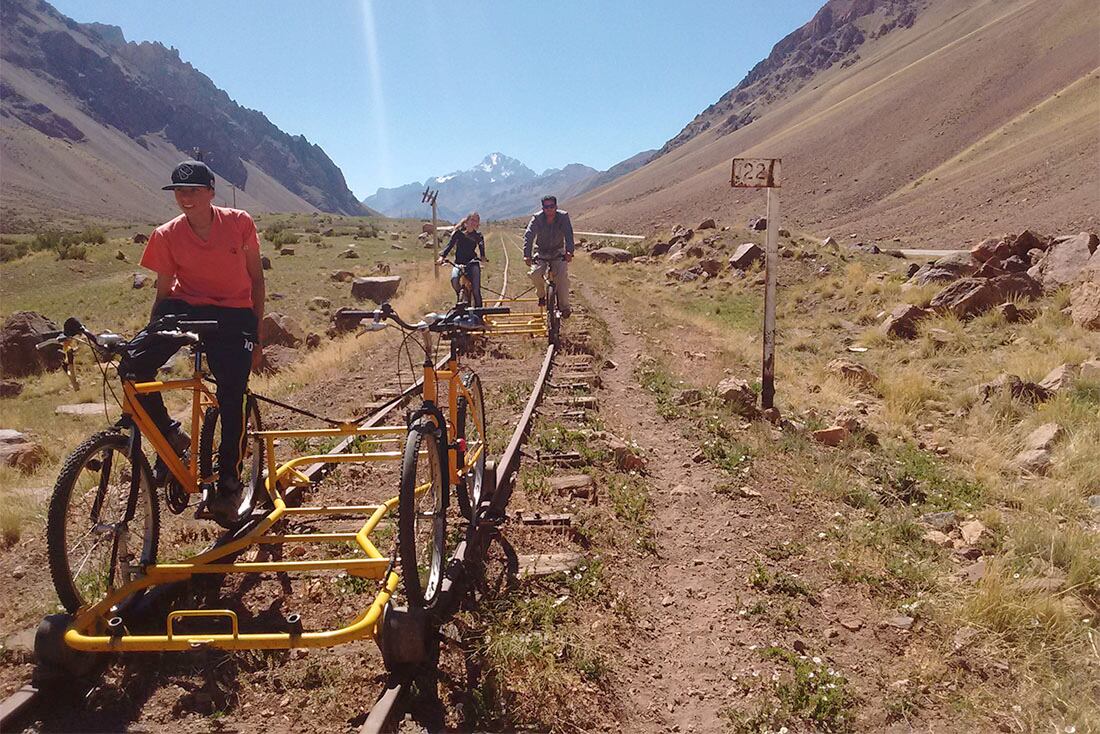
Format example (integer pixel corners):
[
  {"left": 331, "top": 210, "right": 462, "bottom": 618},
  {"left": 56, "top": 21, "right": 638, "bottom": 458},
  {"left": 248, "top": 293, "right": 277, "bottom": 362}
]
[{"left": 731, "top": 158, "right": 781, "bottom": 188}]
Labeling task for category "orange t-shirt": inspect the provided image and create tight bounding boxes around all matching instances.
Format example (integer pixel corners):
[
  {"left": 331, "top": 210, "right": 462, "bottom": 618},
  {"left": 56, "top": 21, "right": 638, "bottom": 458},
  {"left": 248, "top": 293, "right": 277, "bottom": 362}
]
[{"left": 140, "top": 206, "right": 259, "bottom": 309}]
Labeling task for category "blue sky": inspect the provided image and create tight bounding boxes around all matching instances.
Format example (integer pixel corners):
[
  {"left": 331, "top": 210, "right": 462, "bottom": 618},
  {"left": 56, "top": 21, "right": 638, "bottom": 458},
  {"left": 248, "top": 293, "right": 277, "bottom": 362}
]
[{"left": 50, "top": 1, "right": 824, "bottom": 199}]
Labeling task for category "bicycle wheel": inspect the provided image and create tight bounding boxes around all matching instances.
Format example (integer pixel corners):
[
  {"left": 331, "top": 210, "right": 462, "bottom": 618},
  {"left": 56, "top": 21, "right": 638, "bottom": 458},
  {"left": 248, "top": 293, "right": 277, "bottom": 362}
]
[
  {"left": 398, "top": 416, "right": 448, "bottom": 609},
  {"left": 197, "top": 394, "right": 267, "bottom": 506},
  {"left": 47, "top": 430, "right": 159, "bottom": 613},
  {"left": 546, "top": 282, "right": 561, "bottom": 346},
  {"left": 455, "top": 372, "right": 488, "bottom": 520}
]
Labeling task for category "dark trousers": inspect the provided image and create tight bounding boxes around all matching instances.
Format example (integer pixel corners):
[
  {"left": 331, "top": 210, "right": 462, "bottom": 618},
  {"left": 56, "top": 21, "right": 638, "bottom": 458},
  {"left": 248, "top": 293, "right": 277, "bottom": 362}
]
[{"left": 123, "top": 299, "right": 257, "bottom": 485}]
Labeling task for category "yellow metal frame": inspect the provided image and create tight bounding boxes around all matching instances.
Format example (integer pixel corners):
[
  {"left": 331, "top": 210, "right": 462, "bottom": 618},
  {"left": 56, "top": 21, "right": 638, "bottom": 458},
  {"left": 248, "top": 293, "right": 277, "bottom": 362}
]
[
  {"left": 481, "top": 296, "right": 548, "bottom": 338},
  {"left": 62, "top": 339, "right": 489, "bottom": 654}
]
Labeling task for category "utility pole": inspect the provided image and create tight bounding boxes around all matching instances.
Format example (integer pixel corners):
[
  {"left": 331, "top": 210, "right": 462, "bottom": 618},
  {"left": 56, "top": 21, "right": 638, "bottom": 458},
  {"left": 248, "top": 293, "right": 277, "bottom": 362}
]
[
  {"left": 731, "top": 157, "right": 782, "bottom": 411},
  {"left": 422, "top": 187, "right": 439, "bottom": 279}
]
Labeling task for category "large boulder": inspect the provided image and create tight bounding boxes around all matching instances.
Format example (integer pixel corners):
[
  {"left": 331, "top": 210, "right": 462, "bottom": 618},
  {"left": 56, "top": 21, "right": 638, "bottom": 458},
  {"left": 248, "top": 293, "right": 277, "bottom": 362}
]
[
  {"left": 729, "top": 243, "right": 764, "bottom": 270},
  {"left": 1070, "top": 281, "right": 1100, "bottom": 331},
  {"left": 881, "top": 303, "right": 929, "bottom": 339},
  {"left": 260, "top": 312, "right": 304, "bottom": 347},
  {"left": 826, "top": 358, "right": 878, "bottom": 389},
  {"left": 0, "top": 311, "right": 63, "bottom": 377},
  {"left": 351, "top": 275, "right": 401, "bottom": 304},
  {"left": 1028, "top": 232, "right": 1098, "bottom": 289},
  {"left": 749, "top": 217, "right": 768, "bottom": 231},
  {"left": 590, "top": 247, "right": 634, "bottom": 264},
  {"left": 650, "top": 241, "right": 671, "bottom": 257},
  {"left": 929, "top": 274, "right": 1041, "bottom": 319},
  {"left": 906, "top": 252, "right": 978, "bottom": 286},
  {"left": 697, "top": 218, "right": 717, "bottom": 230}
]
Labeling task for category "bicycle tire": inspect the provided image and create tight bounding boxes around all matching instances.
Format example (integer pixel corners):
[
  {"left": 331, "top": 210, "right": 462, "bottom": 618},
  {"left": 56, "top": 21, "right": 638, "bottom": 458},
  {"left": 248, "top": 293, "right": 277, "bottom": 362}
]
[
  {"left": 454, "top": 372, "right": 488, "bottom": 520},
  {"left": 47, "top": 430, "right": 159, "bottom": 614},
  {"left": 197, "top": 394, "right": 266, "bottom": 505},
  {"left": 546, "top": 282, "right": 561, "bottom": 346},
  {"left": 398, "top": 417, "right": 448, "bottom": 609}
]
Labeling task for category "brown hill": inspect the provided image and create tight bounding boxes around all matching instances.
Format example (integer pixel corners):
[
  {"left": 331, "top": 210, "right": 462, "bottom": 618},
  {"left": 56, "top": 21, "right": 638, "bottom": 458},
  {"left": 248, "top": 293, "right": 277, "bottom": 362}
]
[
  {"left": 570, "top": 0, "right": 1100, "bottom": 247},
  {"left": 0, "top": 0, "right": 372, "bottom": 229}
]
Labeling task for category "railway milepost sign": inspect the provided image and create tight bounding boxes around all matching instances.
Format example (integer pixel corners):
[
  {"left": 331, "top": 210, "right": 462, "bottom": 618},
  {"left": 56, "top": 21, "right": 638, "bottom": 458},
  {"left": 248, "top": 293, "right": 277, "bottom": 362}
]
[{"left": 731, "top": 157, "right": 782, "bottom": 410}]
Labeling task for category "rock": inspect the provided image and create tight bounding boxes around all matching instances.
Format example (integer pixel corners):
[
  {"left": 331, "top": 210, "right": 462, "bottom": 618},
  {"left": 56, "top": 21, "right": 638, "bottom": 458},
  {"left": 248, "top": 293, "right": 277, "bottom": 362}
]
[
  {"left": 340, "top": 248, "right": 361, "bottom": 259},
  {"left": 839, "top": 617, "right": 863, "bottom": 632},
  {"left": 279, "top": 246, "right": 296, "bottom": 256},
  {"left": 304, "top": 333, "right": 321, "bottom": 350},
  {"left": 997, "top": 302, "right": 1035, "bottom": 324},
  {"left": 973, "top": 260, "right": 1007, "bottom": 279},
  {"left": 605, "top": 435, "right": 646, "bottom": 473},
  {"left": 0, "top": 429, "right": 46, "bottom": 473},
  {"left": 1087, "top": 495, "right": 1100, "bottom": 511},
  {"left": 0, "top": 379, "right": 22, "bottom": 398},
  {"left": 728, "top": 243, "right": 764, "bottom": 270},
  {"left": 590, "top": 247, "right": 634, "bottom": 264},
  {"left": 762, "top": 407, "right": 781, "bottom": 424},
  {"left": 749, "top": 217, "right": 767, "bottom": 231},
  {"left": 308, "top": 296, "right": 331, "bottom": 311},
  {"left": 1070, "top": 281, "right": 1100, "bottom": 331},
  {"left": 906, "top": 252, "right": 977, "bottom": 286},
  {"left": 55, "top": 403, "right": 102, "bottom": 416},
  {"left": 970, "top": 237, "right": 1001, "bottom": 263},
  {"left": 812, "top": 426, "right": 850, "bottom": 447},
  {"left": 963, "top": 559, "right": 987, "bottom": 583},
  {"left": 331, "top": 270, "right": 355, "bottom": 282},
  {"left": 260, "top": 255, "right": 272, "bottom": 270},
  {"left": 929, "top": 274, "right": 1041, "bottom": 319},
  {"left": 959, "top": 519, "right": 986, "bottom": 545},
  {"left": 698, "top": 259, "right": 722, "bottom": 277},
  {"left": 115, "top": 249, "right": 127, "bottom": 261},
  {"left": 1001, "top": 255, "right": 1029, "bottom": 273},
  {"left": 975, "top": 374, "right": 1050, "bottom": 404},
  {"left": 1013, "top": 448, "right": 1051, "bottom": 475},
  {"left": 921, "top": 510, "right": 957, "bottom": 530},
  {"left": 886, "top": 615, "right": 915, "bottom": 630},
  {"left": 255, "top": 344, "right": 300, "bottom": 375},
  {"left": 1020, "top": 575, "right": 1066, "bottom": 594},
  {"left": 330, "top": 308, "right": 369, "bottom": 335},
  {"left": 715, "top": 378, "right": 757, "bottom": 417},
  {"left": 826, "top": 358, "right": 877, "bottom": 389},
  {"left": 351, "top": 275, "right": 401, "bottom": 304},
  {"left": 132, "top": 273, "right": 148, "bottom": 289},
  {"left": 669, "top": 228, "right": 695, "bottom": 247},
  {"left": 132, "top": 232, "right": 148, "bottom": 244},
  {"left": 1038, "top": 363, "right": 1077, "bottom": 393},
  {"left": 881, "top": 303, "right": 929, "bottom": 339},
  {"left": 821, "top": 236, "right": 839, "bottom": 249},
  {"left": 1009, "top": 230, "right": 1047, "bottom": 257},
  {"left": 1080, "top": 360, "right": 1100, "bottom": 382},
  {"left": 922, "top": 529, "right": 952, "bottom": 546},
  {"left": 1030, "top": 232, "right": 1097, "bottom": 289},
  {"left": 260, "top": 313, "right": 304, "bottom": 348},
  {"left": 1023, "top": 422, "right": 1062, "bottom": 453},
  {"left": 0, "top": 311, "right": 63, "bottom": 377},
  {"left": 650, "top": 241, "right": 671, "bottom": 257},
  {"left": 697, "top": 218, "right": 717, "bottom": 231}
]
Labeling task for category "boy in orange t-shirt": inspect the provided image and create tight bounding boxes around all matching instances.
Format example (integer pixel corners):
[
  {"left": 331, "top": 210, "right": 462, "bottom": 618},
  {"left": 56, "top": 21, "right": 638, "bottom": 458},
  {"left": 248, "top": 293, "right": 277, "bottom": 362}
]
[{"left": 131, "top": 160, "right": 266, "bottom": 527}]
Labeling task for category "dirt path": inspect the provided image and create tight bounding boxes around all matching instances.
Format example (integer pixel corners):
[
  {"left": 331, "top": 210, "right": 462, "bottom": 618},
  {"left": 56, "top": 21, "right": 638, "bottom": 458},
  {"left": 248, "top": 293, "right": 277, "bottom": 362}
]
[{"left": 577, "top": 279, "right": 744, "bottom": 732}]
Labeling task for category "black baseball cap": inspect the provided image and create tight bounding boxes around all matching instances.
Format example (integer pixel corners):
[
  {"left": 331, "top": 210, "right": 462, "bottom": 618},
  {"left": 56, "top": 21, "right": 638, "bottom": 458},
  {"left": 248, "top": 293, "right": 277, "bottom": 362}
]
[{"left": 163, "top": 160, "right": 215, "bottom": 190}]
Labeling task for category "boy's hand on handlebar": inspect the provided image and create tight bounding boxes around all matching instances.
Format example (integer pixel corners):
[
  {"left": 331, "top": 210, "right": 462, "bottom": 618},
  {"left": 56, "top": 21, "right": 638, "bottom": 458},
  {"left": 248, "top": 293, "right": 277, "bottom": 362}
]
[
  {"left": 524, "top": 257, "right": 532, "bottom": 266},
  {"left": 565, "top": 252, "right": 574, "bottom": 262}
]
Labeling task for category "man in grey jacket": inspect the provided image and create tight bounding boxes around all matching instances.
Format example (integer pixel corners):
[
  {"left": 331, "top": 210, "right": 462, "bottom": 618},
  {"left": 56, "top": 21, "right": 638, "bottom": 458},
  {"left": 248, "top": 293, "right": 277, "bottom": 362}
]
[{"left": 523, "top": 195, "right": 574, "bottom": 317}]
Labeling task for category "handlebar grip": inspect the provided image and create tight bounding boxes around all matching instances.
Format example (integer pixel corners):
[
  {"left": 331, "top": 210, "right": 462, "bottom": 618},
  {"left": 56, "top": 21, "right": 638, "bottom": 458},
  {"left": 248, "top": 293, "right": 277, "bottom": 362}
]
[
  {"left": 472, "top": 307, "right": 510, "bottom": 316},
  {"left": 63, "top": 317, "right": 84, "bottom": 338},
  {"left": 338, "top": 310, "right": 383, "bottom": 319}
]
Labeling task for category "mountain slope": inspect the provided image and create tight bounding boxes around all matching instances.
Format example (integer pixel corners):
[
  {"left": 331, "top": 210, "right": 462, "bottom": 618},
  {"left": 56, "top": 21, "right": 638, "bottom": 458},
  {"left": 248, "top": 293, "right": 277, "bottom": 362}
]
[
  {"left": 365, "top": 151, "right": 653, "bottom": 221},
  {"left": 570, "top": 0, "right": 1099, "bottom": 245},
  {"left": 0, "top": 0, "right": 371, "bottom": 226}
]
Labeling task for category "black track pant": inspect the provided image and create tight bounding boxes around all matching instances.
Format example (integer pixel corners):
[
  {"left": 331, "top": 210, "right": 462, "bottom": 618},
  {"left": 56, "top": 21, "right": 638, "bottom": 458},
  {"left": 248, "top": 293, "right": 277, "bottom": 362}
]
[{"left": 123, "top": 299, "right": 257, "bottom": 486}]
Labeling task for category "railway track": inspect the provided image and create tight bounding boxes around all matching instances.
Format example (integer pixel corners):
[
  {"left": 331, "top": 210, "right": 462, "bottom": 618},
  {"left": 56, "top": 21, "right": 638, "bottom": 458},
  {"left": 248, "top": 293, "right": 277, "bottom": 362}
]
[{"left": 0, "top": 230, "right": 559, "bottom": 734}]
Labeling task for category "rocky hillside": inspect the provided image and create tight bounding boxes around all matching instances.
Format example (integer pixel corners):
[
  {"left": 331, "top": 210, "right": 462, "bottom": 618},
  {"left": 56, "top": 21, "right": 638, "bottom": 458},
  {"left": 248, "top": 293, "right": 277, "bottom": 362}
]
[
  {"left": 0, "top": 0, "right": 370, "bottom": 226},
  {"left": 660, "top": 0, "right": 922, "bottom": 156},
  {"left": 365, "top": 151, "right": 653, "bottom": 221},
  {"left": 571, "top": 0, "right": 1099, "bottom": 246}
]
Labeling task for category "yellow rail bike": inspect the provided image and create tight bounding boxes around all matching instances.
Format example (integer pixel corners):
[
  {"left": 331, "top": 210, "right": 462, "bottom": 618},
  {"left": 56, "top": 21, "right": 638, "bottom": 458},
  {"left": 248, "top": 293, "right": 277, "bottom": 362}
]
[
  {"left": 350, "top": 301, "right": 509, "bottom": 609},
  {"left": 31, "top": 302, "right": 506, "bottom": 676}
]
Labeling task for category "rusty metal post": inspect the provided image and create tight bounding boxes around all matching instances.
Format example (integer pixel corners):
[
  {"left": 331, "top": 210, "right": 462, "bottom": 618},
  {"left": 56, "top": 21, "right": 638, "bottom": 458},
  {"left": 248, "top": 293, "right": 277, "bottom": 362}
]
[{"left": 761, "top": 187, "right": 780, "bottom": 410}]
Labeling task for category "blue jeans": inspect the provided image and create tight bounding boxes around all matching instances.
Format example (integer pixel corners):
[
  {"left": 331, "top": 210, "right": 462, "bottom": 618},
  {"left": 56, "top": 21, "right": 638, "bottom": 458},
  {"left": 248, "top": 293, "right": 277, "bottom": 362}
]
[{"left": 451, "top": 261, "right": 483, "bottom": 307}]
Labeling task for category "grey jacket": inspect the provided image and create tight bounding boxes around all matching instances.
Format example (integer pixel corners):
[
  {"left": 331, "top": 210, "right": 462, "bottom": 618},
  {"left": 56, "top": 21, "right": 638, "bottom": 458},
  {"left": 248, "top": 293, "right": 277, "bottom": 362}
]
[{"left": 523, "top": 209, "right": 575, "bottom": 259}]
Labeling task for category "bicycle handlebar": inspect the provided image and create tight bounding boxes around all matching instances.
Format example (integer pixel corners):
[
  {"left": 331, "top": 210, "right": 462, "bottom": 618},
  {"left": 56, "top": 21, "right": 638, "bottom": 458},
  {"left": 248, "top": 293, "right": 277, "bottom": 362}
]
[{"left": 341, "top": 302, "right": 510, "bottom": 333}]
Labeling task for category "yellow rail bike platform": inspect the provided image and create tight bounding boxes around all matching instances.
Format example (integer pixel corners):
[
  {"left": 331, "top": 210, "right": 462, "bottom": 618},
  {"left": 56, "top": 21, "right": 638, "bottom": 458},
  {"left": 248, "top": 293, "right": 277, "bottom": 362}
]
[
  {"left": 63, "top": 422, "right": 411, "bottom": 654},
  {"left": 480, "top": 295, "right": 547, "bottom": 338}
]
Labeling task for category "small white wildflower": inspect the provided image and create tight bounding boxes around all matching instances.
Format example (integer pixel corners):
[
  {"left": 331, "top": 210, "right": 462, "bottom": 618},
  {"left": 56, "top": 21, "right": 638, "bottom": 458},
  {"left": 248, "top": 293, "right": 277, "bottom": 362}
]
[{"left": 812, "top": 656, "right": 822, "bottom": 665}]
